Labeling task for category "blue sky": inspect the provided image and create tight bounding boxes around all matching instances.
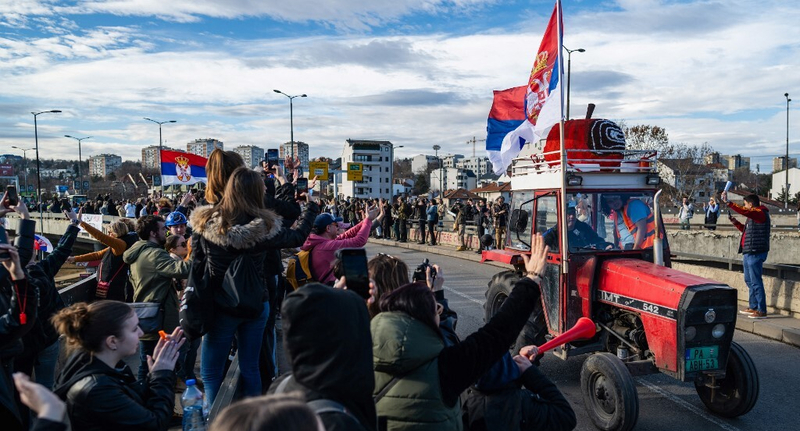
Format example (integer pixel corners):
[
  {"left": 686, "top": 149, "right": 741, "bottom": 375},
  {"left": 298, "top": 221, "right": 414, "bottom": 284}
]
[{"left": 1, "top": 0, "right": 798, "bottom": 171}]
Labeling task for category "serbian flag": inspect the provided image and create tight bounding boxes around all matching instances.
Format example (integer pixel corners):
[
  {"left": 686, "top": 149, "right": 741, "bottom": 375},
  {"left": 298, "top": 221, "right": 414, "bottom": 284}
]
[
  {"left": 491, "top": 2, "right": 563, "bottom": 175},
  {"left": 160, "top": 150, "right": 208, "bottom": 186},
  {"left": 487, "top": 86, "right": 526, "bottom": 174}
]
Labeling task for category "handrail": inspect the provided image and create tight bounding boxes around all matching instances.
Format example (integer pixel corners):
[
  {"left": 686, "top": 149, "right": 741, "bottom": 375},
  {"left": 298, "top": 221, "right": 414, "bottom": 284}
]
[{"left": 671, "top": 251, "right": 800, "bottom": 277}]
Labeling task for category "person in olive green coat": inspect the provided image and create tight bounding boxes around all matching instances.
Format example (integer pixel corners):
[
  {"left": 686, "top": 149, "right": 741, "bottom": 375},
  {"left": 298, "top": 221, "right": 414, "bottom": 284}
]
[{"left": 123, "top": 215, "right": 190, "bottom": 381}]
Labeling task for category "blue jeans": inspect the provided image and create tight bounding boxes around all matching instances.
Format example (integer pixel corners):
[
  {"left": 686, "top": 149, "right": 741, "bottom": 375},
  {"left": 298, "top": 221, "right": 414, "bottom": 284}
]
[
  {"left": 743, "top": 252, "right": 768, "bottom": 313},
  {"left": 34, "top": 341, "right": 60, "bottom": 390},
  {"left": 138, "top": 339, "right": 159, "bottom": 382},
  {"left": 201, "top": 302, "right": 269, "bottom": 405}
]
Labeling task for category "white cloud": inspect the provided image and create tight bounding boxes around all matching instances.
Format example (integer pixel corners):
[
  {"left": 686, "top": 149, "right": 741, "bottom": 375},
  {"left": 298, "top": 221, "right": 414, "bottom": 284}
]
[{"left": 0, "top": 0, "right": 798, "bottom": 169}]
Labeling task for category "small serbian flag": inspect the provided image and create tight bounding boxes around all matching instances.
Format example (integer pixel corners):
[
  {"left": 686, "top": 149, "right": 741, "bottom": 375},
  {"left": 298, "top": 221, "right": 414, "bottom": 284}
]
[
  {"left": 34, "top": 234, "right": 54, "bottom": 253},
  {"left": 161, "top": 150, "right": 208, "bottom": 186},
  {"left": 486, "top": 86, "right": 526, "bottom": 174}
]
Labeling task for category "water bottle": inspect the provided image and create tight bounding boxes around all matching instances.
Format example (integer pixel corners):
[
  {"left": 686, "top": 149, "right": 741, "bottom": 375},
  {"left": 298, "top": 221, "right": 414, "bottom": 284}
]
[{"left": 181, "top": 379, "right": 206, "bottom": 431}]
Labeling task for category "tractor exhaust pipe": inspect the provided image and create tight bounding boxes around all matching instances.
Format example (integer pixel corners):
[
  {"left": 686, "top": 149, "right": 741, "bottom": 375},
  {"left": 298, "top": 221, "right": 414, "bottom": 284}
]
[{"left": 653, "top": 189, "right": 664, "bottom": 266}]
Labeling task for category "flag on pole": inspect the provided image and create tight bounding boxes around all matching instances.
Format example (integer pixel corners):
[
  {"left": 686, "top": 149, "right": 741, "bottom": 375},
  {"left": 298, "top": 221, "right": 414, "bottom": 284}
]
[
  {"left": 160, "top": 150, "right": 208, "bottom": 186},
  {"left": 489, "top": 3, "right": 563, "bottom": 175},
  {"left": 486, "top": 86, "right": 526, "bottom": 175}
]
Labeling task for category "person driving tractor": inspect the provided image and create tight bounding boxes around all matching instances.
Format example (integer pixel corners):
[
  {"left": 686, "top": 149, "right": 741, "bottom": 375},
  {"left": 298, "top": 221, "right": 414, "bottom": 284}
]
[{"left": 544, "top": 206, "right": 614, "bottom": 251}]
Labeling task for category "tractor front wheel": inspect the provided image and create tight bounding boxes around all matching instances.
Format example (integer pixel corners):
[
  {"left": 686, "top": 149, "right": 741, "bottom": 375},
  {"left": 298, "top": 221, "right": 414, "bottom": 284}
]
[
  {"left": 694, "top": 341, "right": 759, "bottom": 418},
  {"left": 580, "top": 352, "right": 639, "bottom": 431}
]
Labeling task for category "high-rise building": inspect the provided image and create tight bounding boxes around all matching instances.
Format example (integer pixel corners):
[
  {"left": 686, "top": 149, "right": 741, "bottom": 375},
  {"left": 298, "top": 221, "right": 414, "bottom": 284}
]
[
  {"left": 411, "top": 154, "right": 440, "bottom": 175},
  {"left": 456, "top": 156, "right": 492, "bottom": 178},
  {"left": 142, "top": 145, "right": 161, "bottom": 170},
  {"left": 280, "top": 141, "right": 309, "bottom": 174},
  {"left": 720, "top": 154, "right": 750, "bottom": 171},
  {"left": 773, "top": 156, "right": 797, "bottom": 172},
  {"left": 429, "top": 167, "right": 476, "bottom": 192},
  {"left": 233, "top": 145, "right": 265, "bottom": 169},
  {"left": 88, "top": 154, "right": 122, "bottom": 178},
  {"left": 187, "top": 138, "right": 224, "bottom": 158},
  {"left": 338, "top": 139, "right": 395, "bottom": 200},
  {"left": 442, "top": 154, "right": 465, "bottom": 168}
]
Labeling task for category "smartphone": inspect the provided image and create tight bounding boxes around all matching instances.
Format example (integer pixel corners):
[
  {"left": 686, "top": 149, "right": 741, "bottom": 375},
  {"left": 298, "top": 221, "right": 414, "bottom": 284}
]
[
  {"left": 5, "top": 185, "right": 18, "bottom": 207},
  {"left": 296, "top": 177, "right": 308, "bottom": 193},
  {"left": 267, "top": 149, "right": 279, "bottom": 166},
  {"left": 340, "top": 248, "right": 370, "bottom": 299},
  {"left": 0, "top": 224, "right": 9, "bottom": 261}
]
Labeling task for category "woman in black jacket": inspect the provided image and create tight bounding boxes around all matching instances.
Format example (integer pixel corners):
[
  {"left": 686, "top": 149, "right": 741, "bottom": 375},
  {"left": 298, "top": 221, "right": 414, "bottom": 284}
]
[
  {"left": 52, "top": 301, "right": 184, "bottom": 431},
  {"left": 190, "top": 167, "right": 319, "bottom": 405}
]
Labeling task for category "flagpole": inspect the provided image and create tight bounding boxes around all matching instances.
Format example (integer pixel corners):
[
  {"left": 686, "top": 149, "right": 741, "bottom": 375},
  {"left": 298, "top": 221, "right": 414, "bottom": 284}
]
[{"left": 556, "top": 0, "right": 568, "bottom": 274}]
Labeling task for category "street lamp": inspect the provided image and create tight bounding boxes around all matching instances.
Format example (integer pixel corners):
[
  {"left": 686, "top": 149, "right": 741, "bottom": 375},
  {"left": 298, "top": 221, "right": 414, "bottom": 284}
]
[
  {"left": 32, "top": 109, "right": 62, "bottom": 218},
  {"left": 273, "top": 89, "right": 307, "bottom": 160},
  {"left": 65, "top": 135, "right": 91, "bottom": 195},
  {"left": 143, "top": 117, "right": 176, "bottom": 194},
  {"left": 11, "top": 146, "right": 34, "bottom": 197},
  {"left": 784, "top": 93, "right": 792, "bottom": 209},
  {"left": 433, "top": 145, "right": 442, "bottom": 196},
  {"left": 564, "top": 46, "right": 585, "bottom": 121}
]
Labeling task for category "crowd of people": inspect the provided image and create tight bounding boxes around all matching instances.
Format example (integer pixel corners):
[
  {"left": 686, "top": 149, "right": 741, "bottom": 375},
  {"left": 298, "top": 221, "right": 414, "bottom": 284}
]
[{"left": 0, "top": 150, "right": 578, "bottom": 431}]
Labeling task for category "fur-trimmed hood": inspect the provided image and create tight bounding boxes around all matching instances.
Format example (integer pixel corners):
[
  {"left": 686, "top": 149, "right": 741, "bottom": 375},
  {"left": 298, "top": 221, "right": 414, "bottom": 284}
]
[{"left": 190, "top": 204, "right": 283, "bottom": 249}]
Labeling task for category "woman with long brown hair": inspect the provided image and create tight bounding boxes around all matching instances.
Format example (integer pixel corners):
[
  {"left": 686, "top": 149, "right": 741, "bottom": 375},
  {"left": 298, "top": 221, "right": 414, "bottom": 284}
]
[{"left": 190, "top": 166, "right": 318, "bottom": 405}]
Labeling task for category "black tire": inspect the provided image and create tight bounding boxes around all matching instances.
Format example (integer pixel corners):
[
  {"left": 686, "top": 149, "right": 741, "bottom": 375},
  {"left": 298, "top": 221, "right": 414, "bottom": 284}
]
[
  {"left": 694, "top": 341, "right": 759, "bottom": 418},
  {"left": 485, "top": 271, "right": 547, "bottom": 354},
  {"left": 580, "top": 353, "right": 640, "bottom": 431}
]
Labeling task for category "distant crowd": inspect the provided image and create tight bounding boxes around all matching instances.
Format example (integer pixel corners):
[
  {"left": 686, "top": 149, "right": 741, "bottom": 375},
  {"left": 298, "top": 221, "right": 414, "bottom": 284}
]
[{"left": 1, "top": 150, "right": 575, "bottom": 431}]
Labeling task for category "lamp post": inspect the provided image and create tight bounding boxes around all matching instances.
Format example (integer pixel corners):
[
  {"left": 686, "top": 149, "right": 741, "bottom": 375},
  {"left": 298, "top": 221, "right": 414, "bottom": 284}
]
[
  {"left": 143, "top": 117, "right": 176, "bottom": 195},
  {"left": 785, "top": 93, "right": 792, "bottom": 209},
  {"left": 273, "top": 90, "right": 307, "bottom": 160},
  {"left": 433, "top": 145, "right": 442, "bottom": 196},
  {"left": 11, "top": 146, "right": 34, "bottom": 197},
  {"left": 32, "top": 109, "right": 61, "bottom": 218},
  {"left": 65, "top": 135, "right": 91, "bottom": 195},
  {"left": 564, "top": 46, "right": 585, "bottom": 121}
]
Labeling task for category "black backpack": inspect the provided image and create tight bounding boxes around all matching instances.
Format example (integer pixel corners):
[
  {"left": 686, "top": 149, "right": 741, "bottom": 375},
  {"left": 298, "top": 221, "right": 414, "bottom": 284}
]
[{"left": 217, "top": 253, "right": 266, "bottom": 319}]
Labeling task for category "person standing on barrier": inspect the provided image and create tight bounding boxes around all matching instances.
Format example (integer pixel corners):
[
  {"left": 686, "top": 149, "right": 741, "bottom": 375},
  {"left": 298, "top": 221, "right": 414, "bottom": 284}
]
[
  {"left": 426, "top": 199, "right": 439, "bottom": 246},
  {"left": 492, "top": 197, "right": 509, "bottom": 250},
  {"left": 722, "top": 191, "right": 770, "bottom": 319},
  {"left": 703, "top": 197, "right": 720, "bottom": 230},
  {"left": 191, "top": 167, "right": 319, "bottom": 405}
]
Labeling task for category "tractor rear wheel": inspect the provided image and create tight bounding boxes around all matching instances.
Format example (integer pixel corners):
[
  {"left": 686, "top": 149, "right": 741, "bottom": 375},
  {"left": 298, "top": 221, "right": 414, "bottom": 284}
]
[
  {"left": 485, "top": 271, "right": 547, "bottom": 354},
  {"left": 580, "top": 353, "right": 639, "bottom": 431},
  {"left": 694, "top": 341, "right": 759, "bottom": 418}
]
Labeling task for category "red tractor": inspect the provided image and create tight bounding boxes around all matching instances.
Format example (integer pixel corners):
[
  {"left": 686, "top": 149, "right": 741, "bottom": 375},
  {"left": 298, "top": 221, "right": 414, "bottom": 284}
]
[{"left": 482, "top": 119, "right": 758, "bottom": 431}]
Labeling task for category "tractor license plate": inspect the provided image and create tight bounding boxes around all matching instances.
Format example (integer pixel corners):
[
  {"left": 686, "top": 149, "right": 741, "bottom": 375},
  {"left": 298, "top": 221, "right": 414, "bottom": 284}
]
[{"left": 685, "top": 346, "right": 720, "bottom": 371}]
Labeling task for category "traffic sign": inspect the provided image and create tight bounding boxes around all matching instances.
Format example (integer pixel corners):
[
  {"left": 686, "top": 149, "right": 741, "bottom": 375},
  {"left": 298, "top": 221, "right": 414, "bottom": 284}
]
[
  {"left": 309, "top": 161, "right": 329, "bottom": 181},
  {"left": 74, "top": 181, "right": 80, "bottom": 190},
  {"left": 82, "top": 181, "right": 90, "bottom": 190},
  {"left": 347, "top": 163, "right": 363, "bottom": 182},
  {"left": 27, "top": 184, "right": 34, "bottom": 192}
]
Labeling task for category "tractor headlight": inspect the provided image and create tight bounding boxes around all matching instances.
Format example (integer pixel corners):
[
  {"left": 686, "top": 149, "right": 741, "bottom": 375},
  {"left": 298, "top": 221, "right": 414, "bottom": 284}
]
[
  {"left": 685, "top": 326, "right": 697, "bottom": 341},
  {"left": 712, "top": 323, "right": 726, "bottom": 339}
]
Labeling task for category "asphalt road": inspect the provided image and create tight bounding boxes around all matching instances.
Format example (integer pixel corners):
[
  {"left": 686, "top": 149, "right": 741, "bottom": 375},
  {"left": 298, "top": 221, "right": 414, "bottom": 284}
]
[{"left": 366, "top": 242, "right": 800, "bottom": 431}]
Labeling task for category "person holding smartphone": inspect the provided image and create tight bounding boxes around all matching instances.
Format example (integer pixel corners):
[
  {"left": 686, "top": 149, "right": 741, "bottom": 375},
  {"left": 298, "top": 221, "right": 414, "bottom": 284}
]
[{"left": 300, "top": 204, "right": 379, "bottom": 285}]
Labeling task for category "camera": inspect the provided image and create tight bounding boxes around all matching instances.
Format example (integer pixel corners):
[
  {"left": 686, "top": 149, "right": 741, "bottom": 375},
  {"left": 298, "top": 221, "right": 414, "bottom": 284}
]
[{"left": 412, "top": 258, "right": 436, "bottom": 282}]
